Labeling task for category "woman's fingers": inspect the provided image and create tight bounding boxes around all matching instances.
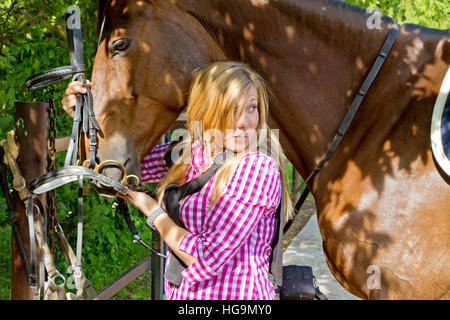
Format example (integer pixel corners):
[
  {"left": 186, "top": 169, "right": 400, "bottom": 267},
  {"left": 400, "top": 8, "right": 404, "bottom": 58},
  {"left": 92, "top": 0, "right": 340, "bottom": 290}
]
[
  {"left": 118, "top": 189, "right": 158, "bottom": 214},
  {"left": 65, "top": 81, "right": 87, "bottom": 95},
  {"left": 61, "top": 80, "right": 92, "bottom": 118}
]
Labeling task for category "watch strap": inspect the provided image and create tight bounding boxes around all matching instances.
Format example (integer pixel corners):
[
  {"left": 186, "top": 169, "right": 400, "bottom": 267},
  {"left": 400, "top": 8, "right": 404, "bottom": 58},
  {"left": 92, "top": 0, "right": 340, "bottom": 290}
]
[{"left": 146, "top": 207, "right": 165, "bottom": 230}]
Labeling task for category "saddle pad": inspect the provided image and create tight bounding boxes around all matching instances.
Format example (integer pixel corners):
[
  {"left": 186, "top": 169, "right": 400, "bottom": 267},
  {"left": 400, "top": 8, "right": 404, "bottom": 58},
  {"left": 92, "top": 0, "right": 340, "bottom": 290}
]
[{"left": 431, "top": 67, "right": 450, "bottom": 176}]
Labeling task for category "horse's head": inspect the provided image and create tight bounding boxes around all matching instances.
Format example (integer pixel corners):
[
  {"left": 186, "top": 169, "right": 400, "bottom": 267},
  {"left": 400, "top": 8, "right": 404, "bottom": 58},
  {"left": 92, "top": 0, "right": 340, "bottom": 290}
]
[{"left": 91, "top": 0, "right": 224, "bottom": 196}]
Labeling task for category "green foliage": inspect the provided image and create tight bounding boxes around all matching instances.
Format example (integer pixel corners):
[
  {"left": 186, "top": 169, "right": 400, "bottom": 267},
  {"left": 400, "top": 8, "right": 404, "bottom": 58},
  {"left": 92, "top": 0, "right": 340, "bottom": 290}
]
[
  {"left": 0, "top": 0, "right": 448, "bottom": 300},
  {"left": 346, "top": 0, "right": 449, "bottom": 29}
]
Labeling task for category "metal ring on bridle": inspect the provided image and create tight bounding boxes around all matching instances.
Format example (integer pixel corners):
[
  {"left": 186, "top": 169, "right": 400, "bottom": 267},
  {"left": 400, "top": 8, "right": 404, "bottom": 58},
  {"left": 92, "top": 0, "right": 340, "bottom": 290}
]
[{"left": 79, "top": 159, "right": 140, "bottom": 188}]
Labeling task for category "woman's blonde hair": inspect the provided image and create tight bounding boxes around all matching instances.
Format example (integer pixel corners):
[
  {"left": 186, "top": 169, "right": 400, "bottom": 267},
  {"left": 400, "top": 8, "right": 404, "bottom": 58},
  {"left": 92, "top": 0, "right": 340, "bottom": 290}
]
[{"left": 156, "top": 61, "right": 293, "bottom": 220}]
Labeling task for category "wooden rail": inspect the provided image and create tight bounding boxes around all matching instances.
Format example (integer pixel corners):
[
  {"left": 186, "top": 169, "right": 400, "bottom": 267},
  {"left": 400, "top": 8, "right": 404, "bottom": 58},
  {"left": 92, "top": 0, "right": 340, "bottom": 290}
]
[{"left": 96, "top": 255, "right": 152, "bottom": 300}]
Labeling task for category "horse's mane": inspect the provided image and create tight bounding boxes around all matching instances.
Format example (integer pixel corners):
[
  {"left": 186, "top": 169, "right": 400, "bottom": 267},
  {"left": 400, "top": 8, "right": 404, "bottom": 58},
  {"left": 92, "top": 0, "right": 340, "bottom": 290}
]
[
  {"left": 95, "top": 0, "right": 448, "bottom": 40},
  {"left": 325, "top": 0, "right": 369, "bottom": 15}
]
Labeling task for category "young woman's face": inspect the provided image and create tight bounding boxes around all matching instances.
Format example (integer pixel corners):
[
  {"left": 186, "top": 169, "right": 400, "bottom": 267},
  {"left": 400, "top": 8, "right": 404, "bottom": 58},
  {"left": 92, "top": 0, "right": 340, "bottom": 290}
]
[{"left": 224, "top": 86, "right": 260, "bottom": 153}]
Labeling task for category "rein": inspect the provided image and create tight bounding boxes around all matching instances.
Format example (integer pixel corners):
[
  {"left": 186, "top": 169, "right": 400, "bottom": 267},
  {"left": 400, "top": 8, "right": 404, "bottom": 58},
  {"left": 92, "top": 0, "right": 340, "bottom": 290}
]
[{"left": 285, "top": 23, "right": 400, "bottom": 231}]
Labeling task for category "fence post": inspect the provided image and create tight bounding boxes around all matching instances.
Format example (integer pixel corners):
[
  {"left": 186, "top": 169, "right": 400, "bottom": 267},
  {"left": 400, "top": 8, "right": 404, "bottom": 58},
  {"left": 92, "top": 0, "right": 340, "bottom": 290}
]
[
  {"left": 10, "top": 101, "right": 48, "bottom": 299},
  {"left": 150, "top": 134, "right": 168, "bottom": 300},
  {"left": 150, "top": 231, "right": 164, "bottom": 300}
]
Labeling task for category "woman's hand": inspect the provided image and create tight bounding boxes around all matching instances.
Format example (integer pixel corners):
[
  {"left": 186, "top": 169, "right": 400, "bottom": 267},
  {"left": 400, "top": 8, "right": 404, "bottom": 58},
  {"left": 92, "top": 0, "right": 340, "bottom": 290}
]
[
  {"left": 119, "top": 189, "right": 195, "bottom": 267},
  {"left": 118, "top": 189, "right": 160, "bottom": 217},
  {"left": 61, "top": 80, "right": 93, "bottom": 118}
]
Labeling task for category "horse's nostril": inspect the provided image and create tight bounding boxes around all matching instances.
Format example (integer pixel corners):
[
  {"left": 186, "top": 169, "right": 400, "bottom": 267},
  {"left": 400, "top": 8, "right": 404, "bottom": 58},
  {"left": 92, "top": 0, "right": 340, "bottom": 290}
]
[{"left": 124, "top": 158, "right": 131, "bottom": 168}]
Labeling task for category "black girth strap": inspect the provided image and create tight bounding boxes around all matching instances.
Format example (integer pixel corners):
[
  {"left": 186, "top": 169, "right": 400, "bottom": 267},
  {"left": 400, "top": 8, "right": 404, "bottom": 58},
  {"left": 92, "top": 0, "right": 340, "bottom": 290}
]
[
  {"left": 162, "top": 148, "right": 232, "bottom": 286},
  {"left": 288, "top": 23, "right": 400, "bottom": 222},
  {"left": 163, "top": 152, "right": 229, "bottom": 228}
]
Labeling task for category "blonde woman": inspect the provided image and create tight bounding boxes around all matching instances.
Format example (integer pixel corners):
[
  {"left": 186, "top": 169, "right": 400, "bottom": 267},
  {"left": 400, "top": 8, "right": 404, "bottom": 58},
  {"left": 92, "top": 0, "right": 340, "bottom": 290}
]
[{"left": 63, "top": 61, "right": 292, "bottom": 300}]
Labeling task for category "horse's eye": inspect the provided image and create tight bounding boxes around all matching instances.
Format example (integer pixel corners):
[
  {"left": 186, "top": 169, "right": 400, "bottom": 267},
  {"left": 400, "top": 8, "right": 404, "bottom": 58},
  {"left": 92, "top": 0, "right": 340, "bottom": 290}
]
[{"left": 110, "top": 39, "right": 131, "bottom": 55}]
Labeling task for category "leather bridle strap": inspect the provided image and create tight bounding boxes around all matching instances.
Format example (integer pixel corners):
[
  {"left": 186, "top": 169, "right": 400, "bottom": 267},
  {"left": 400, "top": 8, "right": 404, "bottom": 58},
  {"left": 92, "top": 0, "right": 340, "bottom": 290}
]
[
  {"left": 290, "top": 23, "right": 400, "bottom": 207},
  {"left": 26, "top": 195, "right": 39, "bottom": 299},
  {"left": 163, "top": 151, "right": 232, "bottom": 228},
  {"left": 0, "top": 147, "right": 33, "bottom": 288},
  {"left": 116, "top": 198, "right": 167, "bottom": 258},
  {"left": 63, "top": 7, "right": 98, "bottom": 295},
  {"left": 64, "top": 6, "right": 101, "bottom": 168},
  {"left": 25, "top": 8, "right": 101, "bottom": 169},
  {"left": 25, "top": 65, "right": 86, "bottom": 90}
]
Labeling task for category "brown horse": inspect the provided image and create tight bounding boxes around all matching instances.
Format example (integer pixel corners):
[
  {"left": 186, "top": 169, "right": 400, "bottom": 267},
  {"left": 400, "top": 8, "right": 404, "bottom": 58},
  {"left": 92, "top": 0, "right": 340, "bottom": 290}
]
[{"left": 90, "top": 0, "right": 450, "bottom": 299}]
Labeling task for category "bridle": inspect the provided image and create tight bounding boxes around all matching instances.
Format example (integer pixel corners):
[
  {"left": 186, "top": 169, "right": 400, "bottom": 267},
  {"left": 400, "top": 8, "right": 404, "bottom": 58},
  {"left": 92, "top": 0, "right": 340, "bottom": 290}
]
[{"left": 15, "top": 5, "right": 163, "bottom": 300}]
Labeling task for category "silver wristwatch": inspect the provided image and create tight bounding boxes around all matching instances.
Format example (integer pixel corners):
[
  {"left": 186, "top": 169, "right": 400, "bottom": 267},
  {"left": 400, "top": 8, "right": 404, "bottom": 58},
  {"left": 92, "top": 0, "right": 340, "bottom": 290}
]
[{"left": 146, "top": 207, "right": 165, "bottom": 230}]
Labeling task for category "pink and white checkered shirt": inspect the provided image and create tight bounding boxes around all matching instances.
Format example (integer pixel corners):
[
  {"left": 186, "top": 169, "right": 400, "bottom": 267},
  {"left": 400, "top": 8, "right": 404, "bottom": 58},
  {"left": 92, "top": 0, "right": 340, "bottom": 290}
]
[{"left": 141, "top": 140, "right": 281, "bottom": 300}]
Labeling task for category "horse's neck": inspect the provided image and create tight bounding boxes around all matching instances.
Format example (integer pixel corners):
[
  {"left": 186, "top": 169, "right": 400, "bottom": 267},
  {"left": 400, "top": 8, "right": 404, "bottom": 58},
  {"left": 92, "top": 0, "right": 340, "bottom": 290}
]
[{"left": 179, "top": 0, "right": 397, "bottom": 175}]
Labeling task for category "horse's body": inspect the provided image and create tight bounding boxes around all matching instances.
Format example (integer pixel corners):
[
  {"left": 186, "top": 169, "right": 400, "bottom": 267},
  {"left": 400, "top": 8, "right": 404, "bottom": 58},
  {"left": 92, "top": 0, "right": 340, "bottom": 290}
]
[{"left": 91, "top": 0, "right": 450, "bottom": 299}]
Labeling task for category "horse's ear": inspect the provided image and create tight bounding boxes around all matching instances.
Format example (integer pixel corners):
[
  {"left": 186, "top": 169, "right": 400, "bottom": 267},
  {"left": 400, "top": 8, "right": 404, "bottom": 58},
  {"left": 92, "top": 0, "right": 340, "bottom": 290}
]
[{"left": 97, "top": 0, "right": 108, "bottom": 35}]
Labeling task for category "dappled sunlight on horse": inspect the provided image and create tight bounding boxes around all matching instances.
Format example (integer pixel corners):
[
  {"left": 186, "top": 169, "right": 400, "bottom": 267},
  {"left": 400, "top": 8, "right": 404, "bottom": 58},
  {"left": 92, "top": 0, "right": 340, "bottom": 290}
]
[{"left": 91, "top": 0, "right": 449, "bottom": 299}]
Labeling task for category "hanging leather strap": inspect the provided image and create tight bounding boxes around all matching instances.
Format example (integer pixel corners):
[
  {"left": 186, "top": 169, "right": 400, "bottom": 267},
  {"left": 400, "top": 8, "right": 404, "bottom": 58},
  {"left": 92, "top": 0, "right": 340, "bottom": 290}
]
[
  {"left": 64, "top": 6, "right": 101, "bottom": 168},
  {"left": 116, "top": 198, "right": 167, "bottom": 258},
  {"left": 0, "top": 146, "right": 33, "bottom": 286},
  {"left": 55, "top": 221, "right": 97, "bottom": 299},
  {"left": 74, "top": 177, "right": 85, "bottom": 298},
  {"left": 26, "top": 195, "right": 39, "bottom": 299}
]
